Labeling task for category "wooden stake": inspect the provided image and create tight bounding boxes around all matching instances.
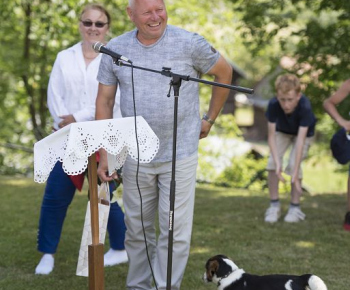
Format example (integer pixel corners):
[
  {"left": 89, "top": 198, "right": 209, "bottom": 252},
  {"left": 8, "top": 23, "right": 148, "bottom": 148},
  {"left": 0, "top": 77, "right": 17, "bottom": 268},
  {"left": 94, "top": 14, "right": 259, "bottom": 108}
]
[{"left": 87, "top": 153, "right": 104, "bottom": 290}]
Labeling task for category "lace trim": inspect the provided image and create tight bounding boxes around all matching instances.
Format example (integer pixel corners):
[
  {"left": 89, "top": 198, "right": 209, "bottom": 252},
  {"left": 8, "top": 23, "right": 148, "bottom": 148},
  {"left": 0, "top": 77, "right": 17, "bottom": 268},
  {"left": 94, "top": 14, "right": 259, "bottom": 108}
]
[{"left": 34, "top": 117, "right": 159, "bottom": 183}]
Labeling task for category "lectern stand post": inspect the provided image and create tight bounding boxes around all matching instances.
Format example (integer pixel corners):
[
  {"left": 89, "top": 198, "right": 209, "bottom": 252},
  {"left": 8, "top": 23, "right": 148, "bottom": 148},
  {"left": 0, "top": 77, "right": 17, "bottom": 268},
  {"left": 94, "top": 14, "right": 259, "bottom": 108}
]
[{"left": 87, "top": 153, "right": 104, "bottom": 290}]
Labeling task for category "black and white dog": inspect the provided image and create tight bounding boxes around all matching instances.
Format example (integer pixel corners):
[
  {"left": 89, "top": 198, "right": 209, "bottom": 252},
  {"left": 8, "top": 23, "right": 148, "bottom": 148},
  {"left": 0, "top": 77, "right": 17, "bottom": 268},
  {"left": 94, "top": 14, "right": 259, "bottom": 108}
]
[{"left": 203, "top": 255, "right": 327, "bottom": 290}]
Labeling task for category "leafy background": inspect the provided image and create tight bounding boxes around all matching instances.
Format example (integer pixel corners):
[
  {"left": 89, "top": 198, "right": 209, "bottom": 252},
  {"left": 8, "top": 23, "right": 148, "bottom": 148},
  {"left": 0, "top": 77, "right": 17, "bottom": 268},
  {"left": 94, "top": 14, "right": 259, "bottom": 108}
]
[{"left": 1, "top": 0, "right": 350, "bottom": 184}]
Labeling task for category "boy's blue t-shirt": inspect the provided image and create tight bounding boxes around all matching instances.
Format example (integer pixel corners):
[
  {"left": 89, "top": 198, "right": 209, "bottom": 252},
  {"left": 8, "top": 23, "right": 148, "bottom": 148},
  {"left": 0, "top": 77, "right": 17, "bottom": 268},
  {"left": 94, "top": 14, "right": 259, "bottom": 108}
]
[{"left": 265, "top": 95, "right": 316, "bottom": 137}]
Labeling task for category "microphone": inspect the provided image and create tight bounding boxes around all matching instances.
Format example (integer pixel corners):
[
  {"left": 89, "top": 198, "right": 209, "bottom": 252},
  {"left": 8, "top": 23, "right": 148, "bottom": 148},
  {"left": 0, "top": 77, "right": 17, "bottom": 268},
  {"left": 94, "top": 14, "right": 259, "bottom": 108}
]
[{"left": 92, "top": 42, "right": 132, "bottom": 64}]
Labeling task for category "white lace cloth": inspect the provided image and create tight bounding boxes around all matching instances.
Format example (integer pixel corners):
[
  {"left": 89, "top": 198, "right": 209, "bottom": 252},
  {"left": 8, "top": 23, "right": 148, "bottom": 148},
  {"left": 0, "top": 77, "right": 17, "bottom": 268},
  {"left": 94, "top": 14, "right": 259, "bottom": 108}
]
[{"left": 34, "top": 116, "right": 159, "bottom": 183}]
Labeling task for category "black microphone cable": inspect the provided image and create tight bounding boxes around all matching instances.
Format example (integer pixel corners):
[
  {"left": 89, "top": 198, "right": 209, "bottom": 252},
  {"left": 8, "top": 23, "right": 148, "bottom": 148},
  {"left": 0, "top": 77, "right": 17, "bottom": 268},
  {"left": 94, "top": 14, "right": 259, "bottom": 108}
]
[{"left": 130, "top": 64, "right": 159, "bottom": 290}]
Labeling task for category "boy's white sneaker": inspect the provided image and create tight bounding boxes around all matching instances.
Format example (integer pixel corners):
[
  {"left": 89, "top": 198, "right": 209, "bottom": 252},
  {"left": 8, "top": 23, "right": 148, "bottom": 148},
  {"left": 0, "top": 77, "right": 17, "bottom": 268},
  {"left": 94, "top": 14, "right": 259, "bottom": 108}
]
[
  {"left": 264, "top": 206, "right": 281, "bottom": 223},
  {"left": 284, "top": 207, "right": 306, "bottom": 223},
  {"left": 35, "top": 254, "right": 54, "bottom": 275},
  {"left": 104, "top": 249, "right": 128, "bottom": 267}
]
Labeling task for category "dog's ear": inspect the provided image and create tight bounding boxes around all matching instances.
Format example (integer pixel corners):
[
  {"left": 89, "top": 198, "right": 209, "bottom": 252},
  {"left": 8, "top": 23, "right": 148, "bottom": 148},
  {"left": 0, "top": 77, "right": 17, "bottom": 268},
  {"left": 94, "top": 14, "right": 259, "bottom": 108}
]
[{"left": 206, "top": 260, "right": 219, "bottom": 281}]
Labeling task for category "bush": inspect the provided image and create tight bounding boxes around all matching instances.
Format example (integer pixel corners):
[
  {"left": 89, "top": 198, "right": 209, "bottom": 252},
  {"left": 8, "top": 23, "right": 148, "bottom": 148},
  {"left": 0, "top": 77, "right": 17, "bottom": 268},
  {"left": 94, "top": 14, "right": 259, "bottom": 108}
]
[{"left": 218, "top": 152, "right": 267, "bottom": 190}]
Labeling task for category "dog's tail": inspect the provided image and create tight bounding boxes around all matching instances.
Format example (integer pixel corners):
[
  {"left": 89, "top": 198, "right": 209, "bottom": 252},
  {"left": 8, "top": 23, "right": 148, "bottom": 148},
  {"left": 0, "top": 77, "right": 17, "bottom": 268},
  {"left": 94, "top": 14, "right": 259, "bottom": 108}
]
[{"left": 307, "top": 275, "right": 327, "bottom": 290}]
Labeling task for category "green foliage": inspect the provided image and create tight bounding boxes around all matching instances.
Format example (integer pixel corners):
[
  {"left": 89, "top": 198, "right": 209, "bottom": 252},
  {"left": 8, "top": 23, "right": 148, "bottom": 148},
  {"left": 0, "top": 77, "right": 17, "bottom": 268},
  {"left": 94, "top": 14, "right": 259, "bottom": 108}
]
[
  {"left": 0, "top": 0, "right": 132, "bottom": 144},
  {"left": 214, "top": 151, "right": 290, "bottom": 194},
  {"left": 198, "top": 114, "right": 271, "bottom": 191},
  {"left": 0, "top": 0, "right": 240, "bottom": 174},
  {"left": 0, "top": 0, "right": 131, "bottom": 173},
  {"left": 198, "top": 114, "right": 265, "bottom": 191},
  {"left": 229, "top": 0, "right": 350, "bottom": 108},
  {"left": 2, "top": 0, "right": 349, "bottom": 181},
  {"left": 219, "top": 152, "right": 268, "bottom": 190},
  {"left": 209, "top": 113, "right": 243, "bottom": 138},
  {"left": 0, "top": 148, "right": 33, "bottom": 176},
  {"left": 198, "top": 114, "right": 243, "bottom": 183}
]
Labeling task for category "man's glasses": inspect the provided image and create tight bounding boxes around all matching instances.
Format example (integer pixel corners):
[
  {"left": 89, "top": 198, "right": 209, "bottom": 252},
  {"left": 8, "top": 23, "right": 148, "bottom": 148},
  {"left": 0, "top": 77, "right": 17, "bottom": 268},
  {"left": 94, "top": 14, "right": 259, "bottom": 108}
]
[{"left": 80, "top": 20, "right": 108, "bottom": 28}]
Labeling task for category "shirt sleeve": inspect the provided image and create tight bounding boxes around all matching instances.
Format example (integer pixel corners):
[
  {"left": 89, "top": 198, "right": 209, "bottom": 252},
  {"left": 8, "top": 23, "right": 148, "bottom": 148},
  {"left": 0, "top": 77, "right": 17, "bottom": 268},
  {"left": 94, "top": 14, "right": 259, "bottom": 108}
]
[
  {"left": 47, "top": 53, "right": 70, "bottom": 127},
  {"left": 97, "top": 47, "right": 119, "bottom": 86},
  {"left": 265, "top": 98, "right": 278, "bottom": 123},
  {"left": 191, "top": 33, "right": 220, "bottom": 74}
]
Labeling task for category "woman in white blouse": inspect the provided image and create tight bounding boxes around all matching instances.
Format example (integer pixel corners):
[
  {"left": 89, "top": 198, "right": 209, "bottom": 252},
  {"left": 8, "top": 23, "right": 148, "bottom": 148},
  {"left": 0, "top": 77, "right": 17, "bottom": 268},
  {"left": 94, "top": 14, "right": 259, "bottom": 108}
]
[{"left": 35, "top": 4, "right": 126, "bottom": 275}]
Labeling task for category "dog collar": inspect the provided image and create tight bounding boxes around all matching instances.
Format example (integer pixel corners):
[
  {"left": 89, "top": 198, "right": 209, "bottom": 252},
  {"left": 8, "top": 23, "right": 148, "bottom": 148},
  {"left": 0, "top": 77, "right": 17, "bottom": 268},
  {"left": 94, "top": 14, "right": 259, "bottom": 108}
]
[{"left": 217, "top": 271, "right": 233, "bottom": 286}]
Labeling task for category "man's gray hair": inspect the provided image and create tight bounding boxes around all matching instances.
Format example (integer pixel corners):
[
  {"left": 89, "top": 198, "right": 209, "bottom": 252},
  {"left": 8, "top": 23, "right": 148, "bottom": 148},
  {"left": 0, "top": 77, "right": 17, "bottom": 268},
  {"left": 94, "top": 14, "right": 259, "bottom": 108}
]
[{"left": 128, "top": 0, "right": 165, "bottom": 8}]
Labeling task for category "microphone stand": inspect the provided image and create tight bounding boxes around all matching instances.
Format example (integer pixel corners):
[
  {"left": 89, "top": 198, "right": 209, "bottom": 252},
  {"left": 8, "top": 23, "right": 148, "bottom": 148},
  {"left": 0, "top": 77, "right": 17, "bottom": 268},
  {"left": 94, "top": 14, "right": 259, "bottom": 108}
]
[{"left": 112, "top": 57, "right": 253, "bottom": 290}]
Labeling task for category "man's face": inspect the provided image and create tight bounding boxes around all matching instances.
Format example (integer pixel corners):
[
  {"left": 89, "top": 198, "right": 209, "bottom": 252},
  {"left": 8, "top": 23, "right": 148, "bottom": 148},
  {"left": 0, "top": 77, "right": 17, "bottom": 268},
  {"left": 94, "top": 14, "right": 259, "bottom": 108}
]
[
  {"left": 127, "top": 0, "right": 168, "bottom": 45},
  {"left": 276, "top": 90, "right": 301, "bottom": 114}
]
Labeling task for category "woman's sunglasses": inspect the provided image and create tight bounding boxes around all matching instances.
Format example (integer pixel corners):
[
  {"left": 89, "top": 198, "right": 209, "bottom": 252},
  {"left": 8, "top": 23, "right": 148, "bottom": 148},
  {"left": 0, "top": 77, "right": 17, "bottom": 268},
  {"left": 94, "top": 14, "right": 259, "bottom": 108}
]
[{"left": 80, "top": 20, "right": 108, "bottom": 28}]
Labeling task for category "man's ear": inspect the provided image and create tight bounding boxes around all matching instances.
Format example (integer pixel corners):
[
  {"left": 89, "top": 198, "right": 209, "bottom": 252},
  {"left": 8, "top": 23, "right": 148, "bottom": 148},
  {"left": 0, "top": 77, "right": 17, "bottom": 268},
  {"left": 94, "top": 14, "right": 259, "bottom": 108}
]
[{"left": 126, "top": 7, "right": 133, "bottom": 21}]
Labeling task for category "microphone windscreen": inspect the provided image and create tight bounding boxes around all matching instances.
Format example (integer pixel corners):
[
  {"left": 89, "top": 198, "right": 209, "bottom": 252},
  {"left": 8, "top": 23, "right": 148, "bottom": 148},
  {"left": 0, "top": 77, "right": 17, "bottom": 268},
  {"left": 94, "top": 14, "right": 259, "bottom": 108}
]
[{"left": 92, "top": 42, "right": 103, "bottom": 53}]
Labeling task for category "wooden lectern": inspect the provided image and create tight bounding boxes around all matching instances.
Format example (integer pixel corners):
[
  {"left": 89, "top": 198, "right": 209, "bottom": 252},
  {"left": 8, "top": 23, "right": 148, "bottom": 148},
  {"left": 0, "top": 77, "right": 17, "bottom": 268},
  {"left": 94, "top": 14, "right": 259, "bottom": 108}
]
[{"left": 34, "top": 117, "right": 159, "bottom": 290}]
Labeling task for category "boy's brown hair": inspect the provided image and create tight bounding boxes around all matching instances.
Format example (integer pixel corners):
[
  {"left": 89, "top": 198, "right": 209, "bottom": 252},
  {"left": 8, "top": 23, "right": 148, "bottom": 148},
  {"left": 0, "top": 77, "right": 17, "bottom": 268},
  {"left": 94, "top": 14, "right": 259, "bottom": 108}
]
[{"left": 275, "top": 74, "right": 301, "bottom": 94}]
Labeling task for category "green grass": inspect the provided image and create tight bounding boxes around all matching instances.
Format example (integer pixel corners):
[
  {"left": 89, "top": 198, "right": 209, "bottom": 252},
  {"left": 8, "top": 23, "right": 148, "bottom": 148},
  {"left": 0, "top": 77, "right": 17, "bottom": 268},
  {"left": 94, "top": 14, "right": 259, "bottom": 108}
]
[{"left": 0, "top": 176, "right": 349, "bottom": 289}]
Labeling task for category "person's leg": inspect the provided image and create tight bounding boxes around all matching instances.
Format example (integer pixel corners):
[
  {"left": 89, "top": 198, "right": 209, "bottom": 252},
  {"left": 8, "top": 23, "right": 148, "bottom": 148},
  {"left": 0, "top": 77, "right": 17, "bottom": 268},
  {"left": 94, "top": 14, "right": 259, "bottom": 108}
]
[
  {"left": 264, "top": 171, "right": 282, "bottom": 223},
  {"left": 154, "top": 153, "right": 198, "bottom": 290},
  {"left": 265, "top": 132, "right": 291, "bottom": 222},
  {"left": 107, "top": 180, "right": 126, "bottom": 250},
  {"left": 343, "top": 171, "right": 350, "bottom": 231},
  {"left": 286, "top": 139, "right": 304, "bottom": 206},
  {"left": 108, "top": 205, "right": 126, "bottom": 250},
  {"left": 291, "top": 180, "right": 302, "bottom": 204},
  {"left": 347, "top": 175, "right": 350, "bottom": 212},
  {"left": 264, "top": 171, "right": 281, "bottom": 222},
  {"left": 267, "top": 170, "right": 280, "bottom": 200},
  {"left": 36, "top": 162, "right": 76, "bottom": 274},
  {"left": 105, "top": 190, "right": 128, "bottom": 266},
  {"left": 123, "top": 158, "right": 158, "bottom": 290},
  {"left": 284, "top": 180, "right": 306, "bottom": 222},
  {"left": 284, "top": 136, "right": 312, "bottom": 222}
]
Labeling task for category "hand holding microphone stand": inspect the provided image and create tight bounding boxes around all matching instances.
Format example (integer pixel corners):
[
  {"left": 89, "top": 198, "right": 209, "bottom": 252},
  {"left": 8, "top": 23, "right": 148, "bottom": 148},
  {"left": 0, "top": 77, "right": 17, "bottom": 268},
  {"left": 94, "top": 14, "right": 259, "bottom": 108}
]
[{"left": 93, "top": 42, "right": 254, "bottom": 290}]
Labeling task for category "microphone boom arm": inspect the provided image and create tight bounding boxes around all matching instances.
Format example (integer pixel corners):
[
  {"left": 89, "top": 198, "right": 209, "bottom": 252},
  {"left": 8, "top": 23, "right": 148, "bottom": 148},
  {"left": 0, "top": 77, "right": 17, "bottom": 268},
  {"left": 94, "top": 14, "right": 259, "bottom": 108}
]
[{"left": 116, "top": 62, "right": 254, "bottom": 94}]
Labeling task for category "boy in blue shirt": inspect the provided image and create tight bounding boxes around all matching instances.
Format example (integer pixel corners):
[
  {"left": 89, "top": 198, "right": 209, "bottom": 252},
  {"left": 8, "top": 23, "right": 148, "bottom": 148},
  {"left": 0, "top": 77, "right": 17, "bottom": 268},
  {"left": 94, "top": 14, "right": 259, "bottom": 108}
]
[{"left": 264, "top": 74, "right": 316, "bottom": 223}]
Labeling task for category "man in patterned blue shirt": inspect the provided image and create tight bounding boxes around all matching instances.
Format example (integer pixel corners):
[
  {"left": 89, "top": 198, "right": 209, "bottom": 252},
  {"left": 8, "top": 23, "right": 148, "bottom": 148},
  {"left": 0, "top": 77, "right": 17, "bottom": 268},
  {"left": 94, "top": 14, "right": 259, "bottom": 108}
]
[{"left": 95, "top": 0, "right": 233, "bottom": 289}]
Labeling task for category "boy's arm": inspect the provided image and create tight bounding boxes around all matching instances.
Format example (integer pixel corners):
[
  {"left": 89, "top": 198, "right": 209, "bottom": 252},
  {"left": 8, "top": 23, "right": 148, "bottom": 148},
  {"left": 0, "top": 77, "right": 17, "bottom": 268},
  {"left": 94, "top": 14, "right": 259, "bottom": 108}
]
[
  {"left": 267, "top": 121, "right": 285, "bottom": 182},
  {"left": 323, "top": 79, "right": 350, "bottom": 131},
  {"left": 292, "top": 126, "right": 309, "bottom": 193}
]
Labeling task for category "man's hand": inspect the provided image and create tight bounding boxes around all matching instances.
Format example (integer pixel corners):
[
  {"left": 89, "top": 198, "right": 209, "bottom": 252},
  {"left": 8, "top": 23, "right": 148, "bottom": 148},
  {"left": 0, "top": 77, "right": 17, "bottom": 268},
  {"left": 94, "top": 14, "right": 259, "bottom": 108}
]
[{"left": 199, "top": 120, "right": 212, "bottom": 139}]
